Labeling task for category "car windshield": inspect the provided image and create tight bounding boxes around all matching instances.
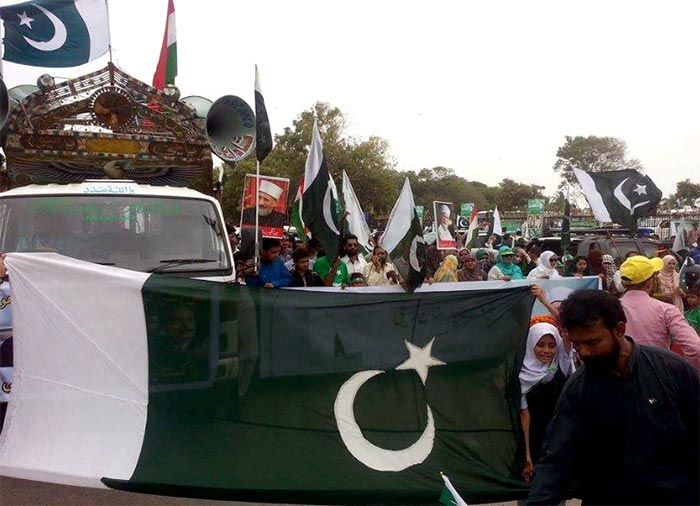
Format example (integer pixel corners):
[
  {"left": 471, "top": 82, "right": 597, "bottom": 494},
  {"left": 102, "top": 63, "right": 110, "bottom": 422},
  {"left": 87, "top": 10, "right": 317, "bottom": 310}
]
[{"left": 0, "top": 195, "right": 230, "bottom": 273}]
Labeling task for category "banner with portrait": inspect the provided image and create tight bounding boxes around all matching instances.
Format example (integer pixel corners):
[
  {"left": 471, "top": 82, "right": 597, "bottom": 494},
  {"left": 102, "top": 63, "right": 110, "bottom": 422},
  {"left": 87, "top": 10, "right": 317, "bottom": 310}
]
[
  {"left": 433, "top": 201, "right": 456, "bottom": 250},
  {"left": 240, "top": 175, "right": 290, "bottom": 240},
  {"left": 525, "top": 199, "right": 545, "bottom": 239}
]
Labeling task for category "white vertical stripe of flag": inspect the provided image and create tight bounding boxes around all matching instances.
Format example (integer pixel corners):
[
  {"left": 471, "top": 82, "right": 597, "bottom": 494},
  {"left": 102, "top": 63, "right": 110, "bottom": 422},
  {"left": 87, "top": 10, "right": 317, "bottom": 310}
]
[
  {"left": 572, "top": 167, "right": 613, "bottom": 223},
  {"left": 303, "top": 120, "right": 323, "bottom": 192},
  {"left": 492, "top": 206, "right": 502, "bottom": 237},
  {"left": 380, "top": 178, "right": 415, "bottom": 254},
  {"left": 0, "top": 253, "right": 148, "bottom": 488},
  {"left": 166, "top": 8, "right": 177, "bottom": 46},
  {"left": 74, "top": 0, "right": 110, "bottom": 61},
  {"left": 341, "top": 171, "right": 372, "bottom": 251},
  {"left": 441, "top": 473, "right": 469, "bottom": 506}
]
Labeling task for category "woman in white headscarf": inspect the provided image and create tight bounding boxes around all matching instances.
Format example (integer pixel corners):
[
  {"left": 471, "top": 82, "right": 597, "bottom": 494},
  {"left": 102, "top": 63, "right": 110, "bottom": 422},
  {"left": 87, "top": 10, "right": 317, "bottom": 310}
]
[
  {"left": 519, "top": 321, "right": 575, "bottom": 482},
  {"left": 526, "top": 250, "right": 562, "bottom": 280}
]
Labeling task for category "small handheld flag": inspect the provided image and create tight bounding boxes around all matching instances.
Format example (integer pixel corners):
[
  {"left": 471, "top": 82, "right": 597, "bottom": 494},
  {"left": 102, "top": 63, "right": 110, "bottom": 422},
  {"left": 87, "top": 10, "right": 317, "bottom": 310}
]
[{"left": 254, "top": 65, "right": 273, "bottom": 163}]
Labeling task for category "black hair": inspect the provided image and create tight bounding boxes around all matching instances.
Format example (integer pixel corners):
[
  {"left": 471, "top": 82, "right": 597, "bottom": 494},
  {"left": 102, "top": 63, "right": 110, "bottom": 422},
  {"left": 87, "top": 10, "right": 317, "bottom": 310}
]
[
  {"left": 307, "top": 237, "right": 321, "bottom": 249},
  {"left": 292, "top": 247, "right": 311, "bottom": 263},
  {"left": 342, "top": 234, "right": 359, "bottom": 246},
  {"left": 233, "top": 251, "right": 252, "bottom": 263},
  {"left": 687, "top": 285, "right": 700, "bottom": 296},
  {"left": 261, "top": 238, "right": 281, "bottom": 251},
  {"left": 558, "top": 289, "right": 626, "bottom": 330}
]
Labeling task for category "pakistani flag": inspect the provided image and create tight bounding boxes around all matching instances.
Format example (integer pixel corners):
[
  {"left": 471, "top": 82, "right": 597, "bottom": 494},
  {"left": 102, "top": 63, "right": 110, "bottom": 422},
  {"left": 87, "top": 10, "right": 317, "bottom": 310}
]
[
  {"left": 302, "top": 120, "right": 340, "bottom": 256},
  {"left": 152, "top": 0, "right": 176, "bottom": 89},
  {"left": 381, "top": 178, "right": 426, "bottom": 293},
  {"left": 289, "top": 179, "right": 309, "bottom": 239},
  {"left": 0, "top": 252, "right": 534, "bottom": 504},
  {"left": 440, "top": 473, "right": 470, "bottom": 506},
  {"left": 462, "top": 204, "right": 479, "bottom": 249},
  {"left": 488, "top": 206, "right": 503, "bottom": 245},
  {"left": 561, "top": 188, "right": 571, "bottom": 254},
  {"left": 341, "top": 170, "right": 372, "bottom": 253},
  {"left": 0, "top": 0, "right": 109, "bottom": 68},
  {"left": 254, "top": 65, "right": 273, "bottom": 163},
  {"left": 573, "top": 168, "right": 662, "bottom": 230}
]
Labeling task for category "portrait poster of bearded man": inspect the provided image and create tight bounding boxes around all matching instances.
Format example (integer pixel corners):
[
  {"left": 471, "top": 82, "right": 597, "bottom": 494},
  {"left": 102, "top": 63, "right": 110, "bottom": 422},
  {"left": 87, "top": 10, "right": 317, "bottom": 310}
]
[
  {"left": 433, "top": 201, "right": 456, "bottom": 250},
  {"left": 240, "top": 175, "right": 290, "bottom": 239}
]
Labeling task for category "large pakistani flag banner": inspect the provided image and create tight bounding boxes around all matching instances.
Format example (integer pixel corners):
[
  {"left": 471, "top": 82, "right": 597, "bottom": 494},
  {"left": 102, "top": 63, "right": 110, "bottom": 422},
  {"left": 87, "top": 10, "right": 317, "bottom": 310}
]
[{"left": 0, "top": 253, "right": 535, "bottom": 504}]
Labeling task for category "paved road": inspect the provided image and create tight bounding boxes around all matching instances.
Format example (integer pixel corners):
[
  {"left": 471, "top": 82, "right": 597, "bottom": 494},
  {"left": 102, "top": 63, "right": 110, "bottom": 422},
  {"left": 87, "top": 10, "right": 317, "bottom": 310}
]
[
  {"left": 0, "top": 477, "right": 582, "bottom": 506},
  {"left": 0, "top": 477, "right": 294, "bottom": 506}
]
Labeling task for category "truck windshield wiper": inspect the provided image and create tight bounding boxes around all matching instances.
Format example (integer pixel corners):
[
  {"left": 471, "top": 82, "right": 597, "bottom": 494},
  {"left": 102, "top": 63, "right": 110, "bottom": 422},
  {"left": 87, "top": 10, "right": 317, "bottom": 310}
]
[{"left": 147, "top": 258, "right": 218, "bottom": 273}]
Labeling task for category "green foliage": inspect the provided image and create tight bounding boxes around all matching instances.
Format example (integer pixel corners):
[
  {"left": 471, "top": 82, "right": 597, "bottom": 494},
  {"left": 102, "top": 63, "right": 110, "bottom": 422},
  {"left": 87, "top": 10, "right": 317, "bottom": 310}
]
[
  {"left": 553, "top": 135, "right": 642, "bottom": 190},
  {"left": 669, "top": 179, "right": 700, "bottom": 207},
  {"left": 496, "top": 178, "right": 545, "bottom": 212},
  {"left": 218, "top": 102, "right": 403, "bottom": 224}
]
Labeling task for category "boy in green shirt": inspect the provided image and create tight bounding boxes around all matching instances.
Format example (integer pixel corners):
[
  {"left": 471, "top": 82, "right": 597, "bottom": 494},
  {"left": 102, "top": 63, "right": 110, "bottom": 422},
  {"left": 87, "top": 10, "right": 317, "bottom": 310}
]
[{"left": 685, "top": 286, "right": 700, "bottom": 334}]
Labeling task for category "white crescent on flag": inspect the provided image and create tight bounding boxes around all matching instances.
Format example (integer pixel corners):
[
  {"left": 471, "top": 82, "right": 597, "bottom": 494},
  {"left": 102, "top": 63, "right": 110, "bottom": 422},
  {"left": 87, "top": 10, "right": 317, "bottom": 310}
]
[
  {"left": 24, "top": 5, "right": 67, "bottom": 52},
  {"left": 613, "top": 177, "right": 650, "bottom": 215}
]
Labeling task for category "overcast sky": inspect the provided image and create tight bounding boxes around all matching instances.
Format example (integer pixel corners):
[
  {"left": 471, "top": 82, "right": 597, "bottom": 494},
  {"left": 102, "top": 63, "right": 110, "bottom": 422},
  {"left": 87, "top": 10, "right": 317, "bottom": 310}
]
[{"left": 1, "top": 0, "right": 698, "bottom": 197}]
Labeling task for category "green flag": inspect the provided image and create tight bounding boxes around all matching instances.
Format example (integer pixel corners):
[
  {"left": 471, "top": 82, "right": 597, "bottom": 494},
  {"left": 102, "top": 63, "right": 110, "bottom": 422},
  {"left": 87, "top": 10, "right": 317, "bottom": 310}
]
[
  {"left": 2, "top": 253, "right": 534, "bottom": 505},
  {"left": 301, "top": 120, "right": 341, "bottom": 256}
]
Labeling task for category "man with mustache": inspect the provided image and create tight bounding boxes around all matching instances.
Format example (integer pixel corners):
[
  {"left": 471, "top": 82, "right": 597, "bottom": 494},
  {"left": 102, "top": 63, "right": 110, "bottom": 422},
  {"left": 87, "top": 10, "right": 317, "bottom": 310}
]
[{"left": 526, "top": 289, "right": 699, "bottom": 505}]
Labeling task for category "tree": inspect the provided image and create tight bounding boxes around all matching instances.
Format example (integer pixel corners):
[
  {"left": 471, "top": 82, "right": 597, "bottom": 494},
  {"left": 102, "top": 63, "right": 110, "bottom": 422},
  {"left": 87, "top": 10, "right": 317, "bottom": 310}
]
[
  {"left": 219, "top": 102, "right": 401, "bottom": 223},
  {"left": 495, "top": 178, "right": 545, "bottom": 211},
  {"left": 406, "top": 167, "right": 496, "bottom": 215},
  {"left": 553, "top": 135, "right": 643, "bottom": 190},
  {"left": 670, "top": 179, "right": 700, "bottom": 207}
]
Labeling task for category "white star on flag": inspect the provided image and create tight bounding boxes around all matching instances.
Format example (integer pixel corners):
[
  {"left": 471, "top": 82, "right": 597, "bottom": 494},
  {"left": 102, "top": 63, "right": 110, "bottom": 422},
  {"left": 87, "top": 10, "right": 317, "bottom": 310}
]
[
  {"left": 395, "top": 338, "right": 446, "bottom": 384},
  {"left": 17, "top": 11, "right": 33, "bottom": 28},
  {"left": 633, "top": 184, "right": 647, "bottom": 196}
]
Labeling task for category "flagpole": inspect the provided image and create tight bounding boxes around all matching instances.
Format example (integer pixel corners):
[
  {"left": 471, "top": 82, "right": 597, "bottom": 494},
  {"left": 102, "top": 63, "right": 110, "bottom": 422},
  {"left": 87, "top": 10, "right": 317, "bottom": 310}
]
[
  {"left": 254, "top": 162, "right": 261, "bottom": 271},
  {"left": 105, "top": 0, "right": 113, "bottom": 63}
]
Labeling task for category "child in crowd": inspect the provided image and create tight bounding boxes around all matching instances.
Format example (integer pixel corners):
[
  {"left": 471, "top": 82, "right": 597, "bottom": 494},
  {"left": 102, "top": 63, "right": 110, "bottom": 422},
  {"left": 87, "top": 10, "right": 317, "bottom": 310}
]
[{"left": 685, "top": 286, "right": 700, "bottom": 334}]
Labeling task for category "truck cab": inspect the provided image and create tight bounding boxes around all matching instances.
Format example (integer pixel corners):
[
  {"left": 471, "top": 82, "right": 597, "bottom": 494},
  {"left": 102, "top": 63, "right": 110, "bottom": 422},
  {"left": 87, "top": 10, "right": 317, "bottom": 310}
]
[{"left": 0, "top": 180, "right": 234, "bottom": 281}]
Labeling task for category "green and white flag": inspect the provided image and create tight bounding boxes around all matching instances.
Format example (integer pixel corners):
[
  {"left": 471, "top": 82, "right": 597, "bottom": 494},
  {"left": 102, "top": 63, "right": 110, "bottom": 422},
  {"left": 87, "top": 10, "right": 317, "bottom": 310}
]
[
  {"left": 380, "top": 178, "right": 426, "bottom": 293},
  {"left": 341, "top": 170, "right": 371, "bottom": 253},
  {"left": 302, "top": 120, "right": 340, "bottom": 256},
  {"left": 0, "top": 253, "right": 534, "bottom": 504},
  {"left": 440, "top": 472, "right": 470, "bottom": 506},
  {"left": 0, "top": 0, "right": 109, "bottom": 68}
]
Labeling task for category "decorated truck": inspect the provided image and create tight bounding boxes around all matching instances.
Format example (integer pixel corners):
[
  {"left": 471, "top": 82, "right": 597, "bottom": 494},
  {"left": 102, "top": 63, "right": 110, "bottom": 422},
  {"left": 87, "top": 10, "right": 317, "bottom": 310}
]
[{"left": 0, "top": 64, "right": 257, "bottom": 426}]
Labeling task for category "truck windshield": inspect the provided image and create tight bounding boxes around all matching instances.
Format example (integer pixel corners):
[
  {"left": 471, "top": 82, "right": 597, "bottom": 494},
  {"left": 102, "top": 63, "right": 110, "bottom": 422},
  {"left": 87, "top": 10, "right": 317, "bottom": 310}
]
[{"left": 0, "top": 195, "right": 230, "bottom": 274}]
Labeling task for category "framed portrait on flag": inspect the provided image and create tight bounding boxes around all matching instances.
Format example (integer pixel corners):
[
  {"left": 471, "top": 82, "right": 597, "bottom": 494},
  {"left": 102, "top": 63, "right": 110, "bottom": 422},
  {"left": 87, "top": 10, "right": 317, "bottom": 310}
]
[
  {"left": 240, "top": 175, "right": 290, "bottom": 239},
  {"left": 433, "top": 201, "right": 456, "bottom": 250}
]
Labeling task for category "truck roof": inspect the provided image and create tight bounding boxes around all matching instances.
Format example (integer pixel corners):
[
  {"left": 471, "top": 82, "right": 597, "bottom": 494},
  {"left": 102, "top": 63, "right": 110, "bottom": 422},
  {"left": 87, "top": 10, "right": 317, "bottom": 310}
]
[{"left": 0, "top": 180, "right": 218, "bottom": 203}]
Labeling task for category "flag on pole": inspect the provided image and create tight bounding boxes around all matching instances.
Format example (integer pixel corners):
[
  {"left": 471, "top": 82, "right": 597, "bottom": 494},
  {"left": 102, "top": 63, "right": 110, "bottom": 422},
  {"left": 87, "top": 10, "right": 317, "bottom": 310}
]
[
  {"left": 572, "top": 168, "right": 662, "bottom": 230},
  {"left": 152, "top": 0, "right": 177, "bottom": 89},
  {"left": 440, "top": 473, "right": 469, "bottom": 506},
  {"left": 341, "top": 170, "right": 371, "bottom": 253},
  {"left": 462, "top": 204, "right": 479, "bottom": 249},
  {"left": 289, "top": 179, "right": 308, "bottom": 239},
  {"left": 561, "top": 187, "right": 571, "bottom": 254},
  {"left": 0, "top": 0, "right": 109, "bottom": 68},
  {"left": 254, "top": 65, "right": 273, "bottom": 163},
  {"left": 679, "top": 256, "right": 691, "bottom": 291},
  {"left": 380, "top": 178, "right": 426, "bottom": 292},
  {"left": 672, "top": 220, "right": 688, "bottom": 253},
  {"left": 488, "top": 206, "right": 503, "bottom": 246},
  {"left": 302, "top": 120, "right": 340, "bottom": 256}
]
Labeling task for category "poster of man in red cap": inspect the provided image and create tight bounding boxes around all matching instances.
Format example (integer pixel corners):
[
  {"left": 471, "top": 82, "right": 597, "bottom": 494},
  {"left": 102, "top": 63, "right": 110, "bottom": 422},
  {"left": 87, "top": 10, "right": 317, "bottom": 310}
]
[
  {"left": 434, "top": 201, "right": 457, "bottom": 250},
  {"left": 240, "top": 175, "right": 290, "bottom": 239}
]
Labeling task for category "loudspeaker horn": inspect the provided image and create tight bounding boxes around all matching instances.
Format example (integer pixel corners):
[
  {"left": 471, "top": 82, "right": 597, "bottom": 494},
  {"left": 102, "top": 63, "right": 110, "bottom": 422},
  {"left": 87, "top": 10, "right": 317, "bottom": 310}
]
[{"left": 205, "top": 95, "right": 255, "bottom": 162}]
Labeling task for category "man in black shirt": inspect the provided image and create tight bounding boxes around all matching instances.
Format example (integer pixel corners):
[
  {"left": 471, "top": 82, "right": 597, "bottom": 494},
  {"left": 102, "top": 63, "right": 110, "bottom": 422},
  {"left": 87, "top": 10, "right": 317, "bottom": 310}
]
[{"left": 526, "top": 289, "right": 699, "bottom": 506}]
